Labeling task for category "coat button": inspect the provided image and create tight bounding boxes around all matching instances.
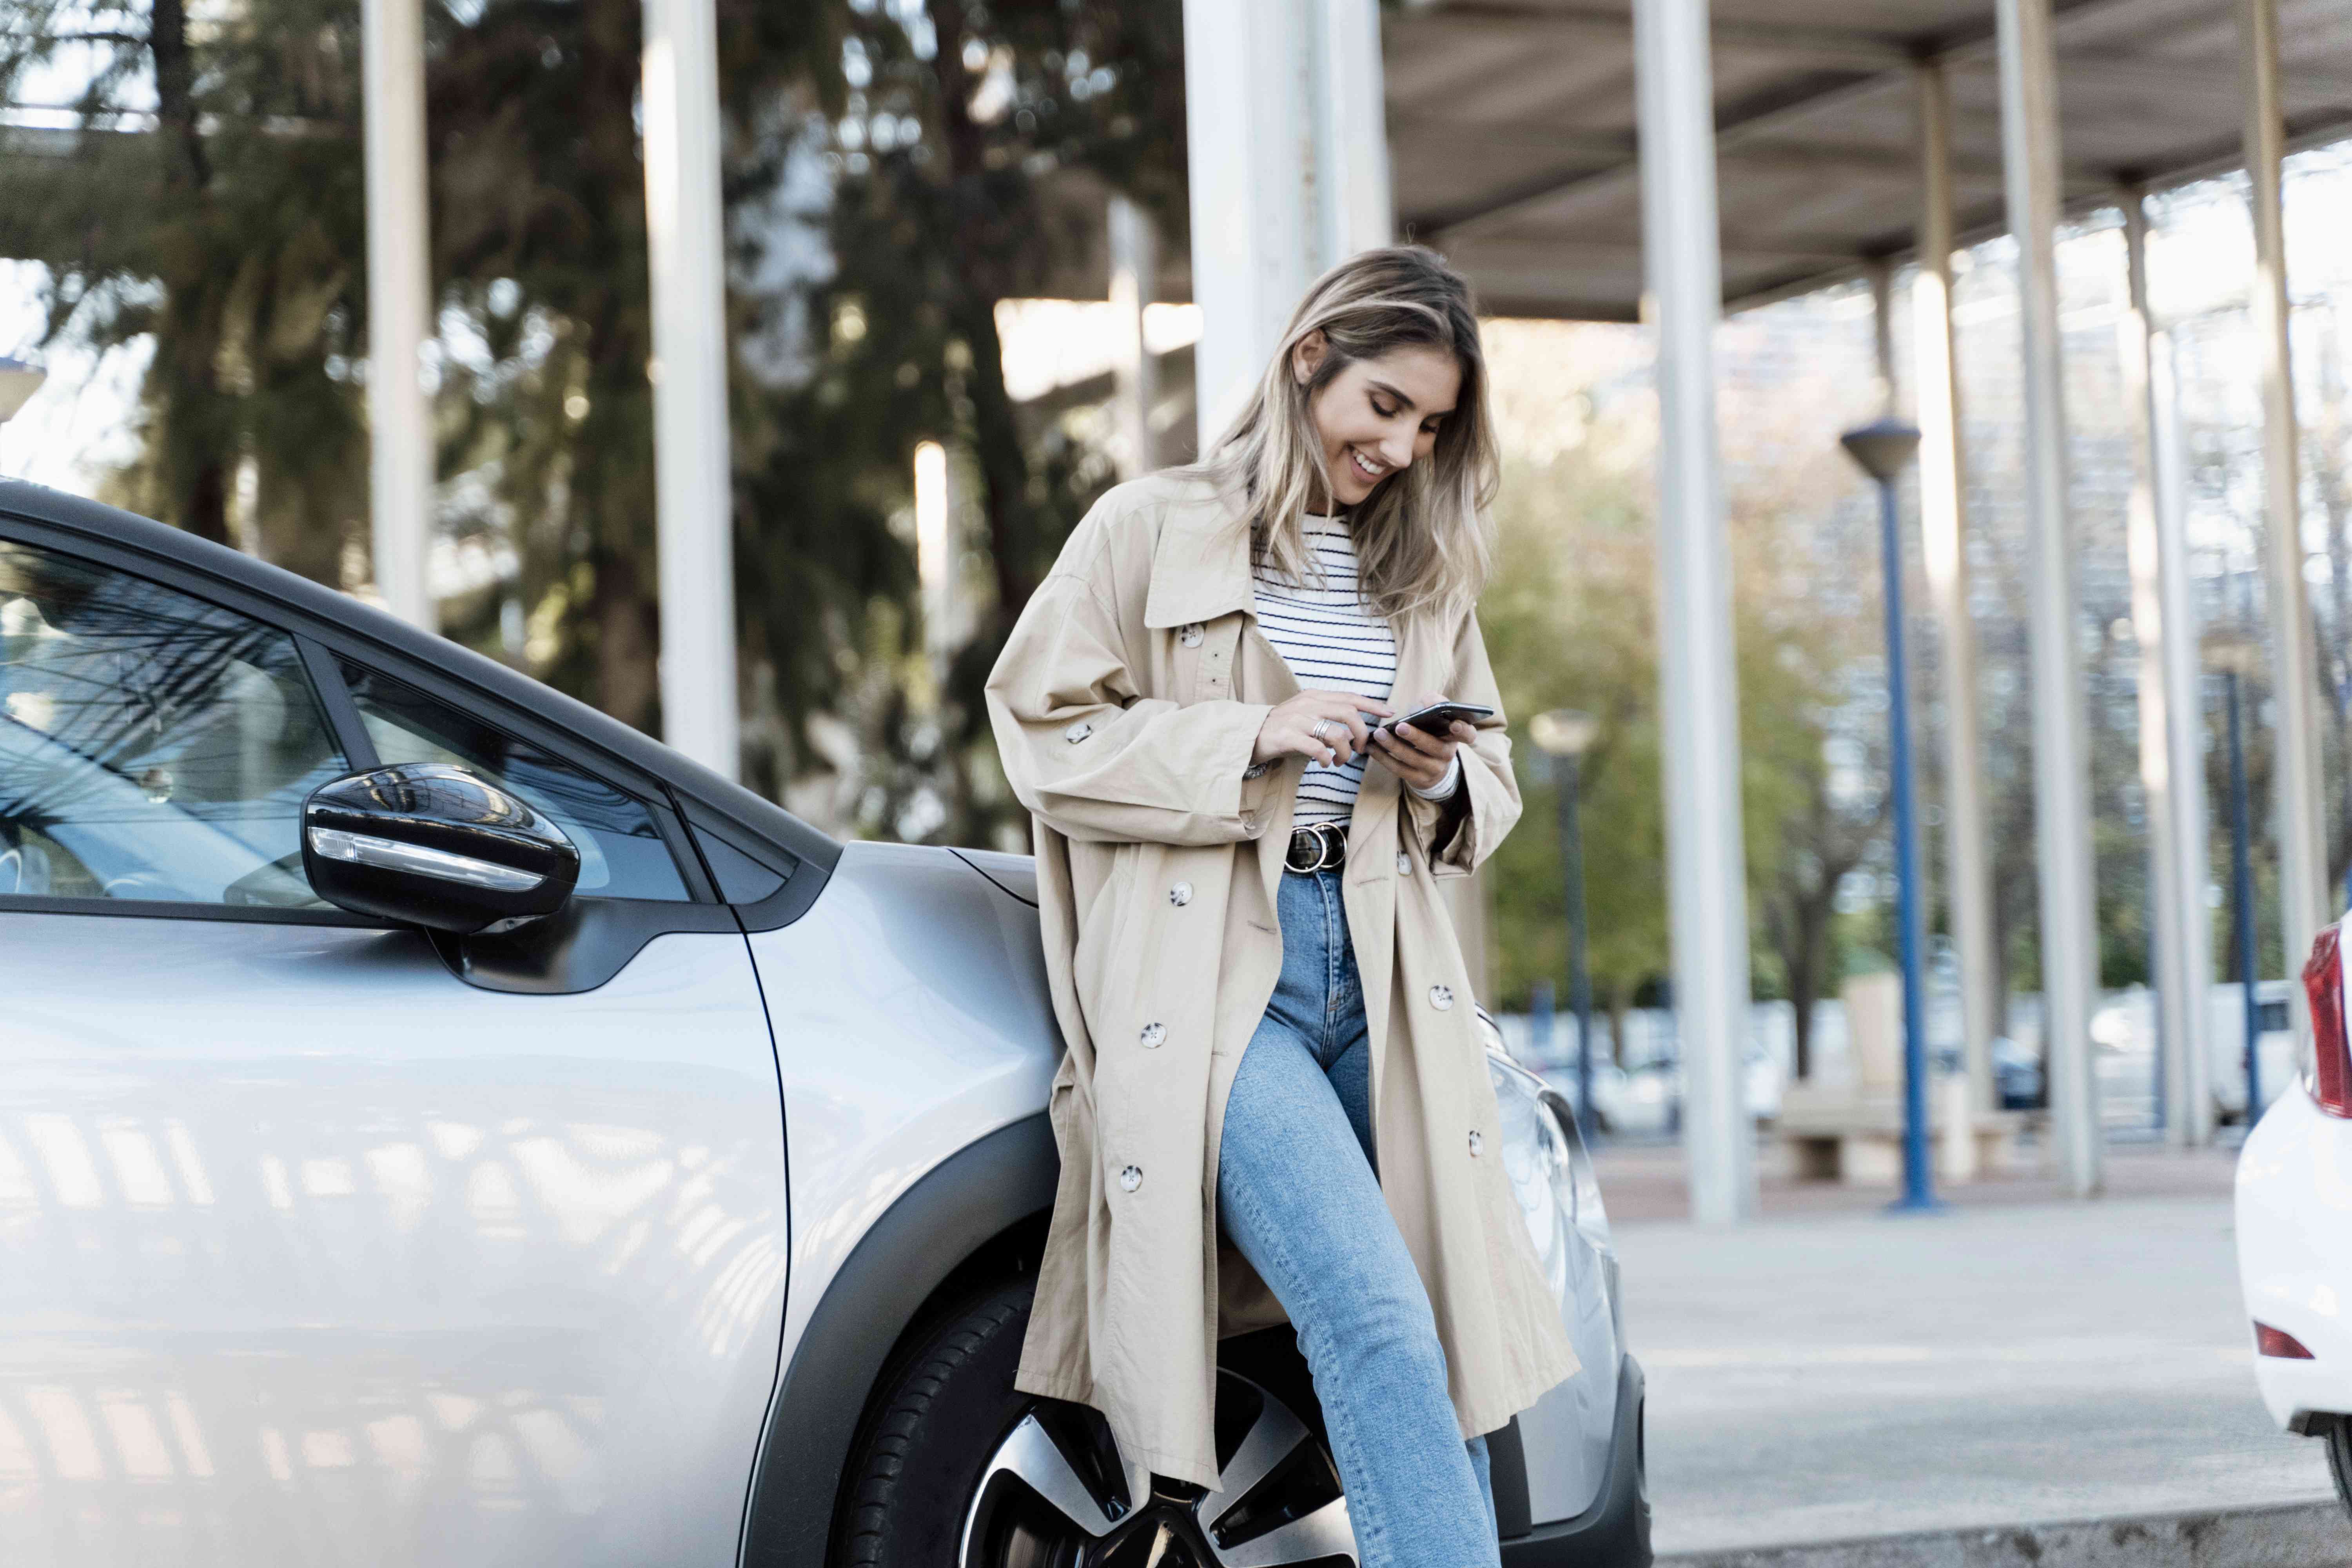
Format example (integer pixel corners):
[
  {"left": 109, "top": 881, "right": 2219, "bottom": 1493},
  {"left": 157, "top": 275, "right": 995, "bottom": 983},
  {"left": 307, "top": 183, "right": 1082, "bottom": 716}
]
[
  {"left": 1179, "top": 623, "right": 1204, "bottom": 648},
  {"left": 1168, "top": 882, "right": 1192, "bottom": 907},
  {"left": 1140, "top": 1022, "right": 1166, "bottom": 1048},
  {"left": 1118, "top": 1164, "right": 1143, "bottom": 1192},
  {"left": 1396, "top": 852, "right": 1412, "bottom": 875},
  {"left": 1428, "top": 984, "right": 1454, "bottom": 1010},
  {"left": 1064, "top": 719, "right": 1094, "bottom": 744},
  {"left": 1468, "top": 1130, "right": 1484, "bottom": 1156}
]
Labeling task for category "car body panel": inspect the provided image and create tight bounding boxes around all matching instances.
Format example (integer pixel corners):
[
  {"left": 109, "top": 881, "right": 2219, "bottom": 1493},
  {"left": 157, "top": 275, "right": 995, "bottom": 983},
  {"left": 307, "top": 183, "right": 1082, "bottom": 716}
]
[
  {"left": 1515, "top": 1225, "right": 1618, "bottom": 1522},
  {"left": 0, "top": 911, "right": 787, "bottom": 1568},
  {"left": 2237, "top": 1079, "right": 2352, "bottom": 1429},
  {"left": 750, "top": 840, "right": 1058, "bottom": 1365}
]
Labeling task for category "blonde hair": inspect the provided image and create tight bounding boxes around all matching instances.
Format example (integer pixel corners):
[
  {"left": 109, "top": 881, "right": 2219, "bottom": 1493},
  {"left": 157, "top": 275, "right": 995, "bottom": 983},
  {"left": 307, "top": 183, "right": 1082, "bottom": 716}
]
[{"left": 1192, "top": 245, "right": 1499, "bottom": 623}]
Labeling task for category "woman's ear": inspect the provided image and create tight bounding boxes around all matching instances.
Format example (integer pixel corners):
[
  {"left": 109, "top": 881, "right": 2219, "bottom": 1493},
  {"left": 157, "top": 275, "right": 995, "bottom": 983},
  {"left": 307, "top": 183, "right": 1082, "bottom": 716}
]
[{"left": 1291, "top": 328, "right": 1328, "bottom": 386}]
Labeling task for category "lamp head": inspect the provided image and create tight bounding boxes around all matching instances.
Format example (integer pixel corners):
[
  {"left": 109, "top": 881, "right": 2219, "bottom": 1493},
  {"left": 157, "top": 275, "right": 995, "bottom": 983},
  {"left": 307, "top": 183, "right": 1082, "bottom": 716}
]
[
  {"left": 2204, "top": 629, "right": 2268, "bottom": 678},
  {"left": 1840, "top": 417, "right": 1921, "bottom": 483},
  {"left": 0, "top": 359, "right": 44, "bottom": 425},
  {"left": 1530, "top": 708, "right": 1599, "bottom": 758}
]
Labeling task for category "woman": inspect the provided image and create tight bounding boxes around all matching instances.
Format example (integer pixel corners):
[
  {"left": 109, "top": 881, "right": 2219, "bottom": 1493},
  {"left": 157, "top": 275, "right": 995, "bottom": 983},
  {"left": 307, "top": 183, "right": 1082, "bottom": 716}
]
[{"left": 985, "top": 245, "right": 1577, "bottom": 1568}]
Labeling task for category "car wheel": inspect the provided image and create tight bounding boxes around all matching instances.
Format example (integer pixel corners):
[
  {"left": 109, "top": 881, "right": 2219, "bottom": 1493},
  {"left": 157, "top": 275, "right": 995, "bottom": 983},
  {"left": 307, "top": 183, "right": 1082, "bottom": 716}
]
[
  {"left": 833, "top": 1277, "right": 1358, "bottom": 1567},
  {"left": 2325, "top": 1416, "right": 2352, "bottom": 1520}
]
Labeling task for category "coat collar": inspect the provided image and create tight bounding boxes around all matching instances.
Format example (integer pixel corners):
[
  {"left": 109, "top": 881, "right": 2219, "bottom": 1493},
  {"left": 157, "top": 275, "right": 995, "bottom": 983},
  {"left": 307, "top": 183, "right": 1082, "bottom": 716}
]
[{"left": 1143, "top": 480, "right": 1257, "bottom": 628}]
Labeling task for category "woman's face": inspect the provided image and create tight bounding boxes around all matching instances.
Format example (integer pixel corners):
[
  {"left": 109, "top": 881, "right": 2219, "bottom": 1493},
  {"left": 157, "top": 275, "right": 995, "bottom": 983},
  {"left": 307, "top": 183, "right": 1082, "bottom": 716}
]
[{"left": 1293, "top": 333, "right": 1462, "bottom": 509}]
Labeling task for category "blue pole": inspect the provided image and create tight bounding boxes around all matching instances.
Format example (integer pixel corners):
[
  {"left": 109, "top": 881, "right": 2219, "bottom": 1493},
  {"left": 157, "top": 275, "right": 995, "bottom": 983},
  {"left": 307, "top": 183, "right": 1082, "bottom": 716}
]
[
  {"left": 1879, "top": 474, "right": 1939, "bottom": 1212},
  {"left": 2227, "top": 670, "right": 2263, "bottom": 1120},
  {"left": 1553, "top": 750, "right": 1599, "bottom": 1146}
]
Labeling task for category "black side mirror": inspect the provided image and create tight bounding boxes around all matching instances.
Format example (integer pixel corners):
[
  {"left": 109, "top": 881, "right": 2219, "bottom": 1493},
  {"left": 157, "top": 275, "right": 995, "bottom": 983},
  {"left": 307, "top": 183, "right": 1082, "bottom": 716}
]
[{"left": 301, "top": 762, "right": 580, "bottom": 934}]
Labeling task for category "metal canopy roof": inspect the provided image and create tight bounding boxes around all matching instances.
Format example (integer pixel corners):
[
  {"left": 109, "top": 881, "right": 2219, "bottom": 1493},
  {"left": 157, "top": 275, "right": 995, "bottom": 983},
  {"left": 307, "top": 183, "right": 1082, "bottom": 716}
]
[{"left": 1387, "top": 0, "right": 2352, "bottom": 320}]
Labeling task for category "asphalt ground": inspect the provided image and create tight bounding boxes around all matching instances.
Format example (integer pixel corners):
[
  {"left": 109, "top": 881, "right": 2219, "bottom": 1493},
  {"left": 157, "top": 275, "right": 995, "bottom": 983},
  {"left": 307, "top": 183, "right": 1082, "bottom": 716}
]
[{"left": 1599, "top": 1164, "right": 2340, "bottom": 1558}]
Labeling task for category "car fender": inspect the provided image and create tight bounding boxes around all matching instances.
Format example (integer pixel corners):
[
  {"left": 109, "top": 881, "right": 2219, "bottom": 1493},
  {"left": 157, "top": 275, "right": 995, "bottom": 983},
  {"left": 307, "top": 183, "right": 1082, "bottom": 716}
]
[{"left": 737, "top": 1112, "right": 1056, "bottom": 1566}]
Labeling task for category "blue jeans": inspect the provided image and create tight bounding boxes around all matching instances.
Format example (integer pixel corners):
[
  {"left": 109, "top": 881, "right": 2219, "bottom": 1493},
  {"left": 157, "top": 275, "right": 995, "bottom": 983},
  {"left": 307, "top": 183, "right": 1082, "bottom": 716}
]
[{"left": 1217, "top": 867, "right": 1499, "bottom": 1568}]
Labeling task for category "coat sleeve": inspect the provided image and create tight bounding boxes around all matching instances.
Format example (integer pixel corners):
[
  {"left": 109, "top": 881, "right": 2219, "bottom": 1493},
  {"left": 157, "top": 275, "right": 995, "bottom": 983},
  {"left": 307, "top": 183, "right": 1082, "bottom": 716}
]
[
  {"left": 1403, "top": 608, "right": 1521, "bottom": 876},
  {"left": 987, "top": 567, "right": 1279, "bottom": 847}
]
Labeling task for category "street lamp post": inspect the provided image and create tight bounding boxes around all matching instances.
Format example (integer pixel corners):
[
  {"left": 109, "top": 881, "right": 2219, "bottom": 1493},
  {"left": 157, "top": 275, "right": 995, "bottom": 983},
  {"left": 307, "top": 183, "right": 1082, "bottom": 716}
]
[
  {"left": 1532, "top": 708, "right": 1601, "bottom": 1145},
  {"left": 1841, "top": 417, "right": 1940, "bottom": 1214},
  {"left": 2212, "top": 632, "right": 2266, "bottom": 1123}
]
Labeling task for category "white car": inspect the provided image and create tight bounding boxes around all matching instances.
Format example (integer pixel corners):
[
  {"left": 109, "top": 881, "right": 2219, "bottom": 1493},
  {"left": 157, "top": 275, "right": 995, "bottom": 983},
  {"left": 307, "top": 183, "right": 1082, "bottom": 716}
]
[
  {"left": 2235, "top": 912, "right": 2352, "bottom": 1508},
  {"left": 0, "top": 482, "right": 1649, "bottom": 1567}
]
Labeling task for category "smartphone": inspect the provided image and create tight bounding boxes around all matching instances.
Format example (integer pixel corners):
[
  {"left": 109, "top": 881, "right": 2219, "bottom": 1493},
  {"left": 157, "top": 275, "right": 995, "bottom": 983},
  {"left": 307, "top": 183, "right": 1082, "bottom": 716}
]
[{"left": 1379, "top": 700, "right": 1495, "bottom": 735}]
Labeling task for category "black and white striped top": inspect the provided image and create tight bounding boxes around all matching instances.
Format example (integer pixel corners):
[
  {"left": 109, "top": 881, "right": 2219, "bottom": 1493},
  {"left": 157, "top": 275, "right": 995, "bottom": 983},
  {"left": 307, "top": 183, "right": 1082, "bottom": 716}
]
[{"left": 1252, "top": 516, "right": 1401, "bottom": 826}]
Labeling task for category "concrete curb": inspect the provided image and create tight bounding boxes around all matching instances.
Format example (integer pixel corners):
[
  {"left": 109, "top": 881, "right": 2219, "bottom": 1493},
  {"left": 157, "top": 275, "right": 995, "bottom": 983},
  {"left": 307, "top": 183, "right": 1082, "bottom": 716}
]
[{"left": 1660, "top": 1501, "right": 2352, "bottom": 1568}]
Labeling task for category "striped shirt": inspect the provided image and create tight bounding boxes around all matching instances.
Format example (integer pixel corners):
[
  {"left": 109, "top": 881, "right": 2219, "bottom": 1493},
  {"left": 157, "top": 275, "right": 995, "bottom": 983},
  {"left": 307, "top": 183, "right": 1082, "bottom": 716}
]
[{"left": 1252, "top": 515, "right": 1401, "bottom": 826}]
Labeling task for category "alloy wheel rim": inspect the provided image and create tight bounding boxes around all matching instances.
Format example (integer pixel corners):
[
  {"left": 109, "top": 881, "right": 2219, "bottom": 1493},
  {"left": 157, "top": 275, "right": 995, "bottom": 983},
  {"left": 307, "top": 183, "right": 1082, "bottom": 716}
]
[{"left": 958, "top": 1371, "right": 1357, "bottom": 1567}]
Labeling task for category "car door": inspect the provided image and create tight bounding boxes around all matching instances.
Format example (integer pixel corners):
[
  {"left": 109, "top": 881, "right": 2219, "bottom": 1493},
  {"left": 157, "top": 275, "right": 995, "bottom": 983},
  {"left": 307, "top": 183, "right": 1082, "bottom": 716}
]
[{"left": 0, "top": 530, "right": 788, "bottom": 1568}]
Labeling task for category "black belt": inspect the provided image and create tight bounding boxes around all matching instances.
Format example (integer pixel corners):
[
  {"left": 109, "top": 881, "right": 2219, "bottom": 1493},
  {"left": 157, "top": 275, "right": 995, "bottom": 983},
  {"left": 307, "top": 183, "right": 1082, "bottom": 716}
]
[{"left": 1285, "top": 823, "right": 1347, "bottom": 873}]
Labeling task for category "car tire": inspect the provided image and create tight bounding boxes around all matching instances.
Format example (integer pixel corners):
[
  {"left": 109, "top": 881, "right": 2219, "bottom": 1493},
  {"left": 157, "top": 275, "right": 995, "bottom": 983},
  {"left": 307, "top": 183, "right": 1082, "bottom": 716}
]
[
  {"left": 833, "top": 1279, "right": 1357, "bottom": 1568},
  {"left": 2325, "top": 1415, "right": 2352, "bottom": 1521},
  {"left": 831, "top": 1275, "right": 1038, "bottom": 1568}
]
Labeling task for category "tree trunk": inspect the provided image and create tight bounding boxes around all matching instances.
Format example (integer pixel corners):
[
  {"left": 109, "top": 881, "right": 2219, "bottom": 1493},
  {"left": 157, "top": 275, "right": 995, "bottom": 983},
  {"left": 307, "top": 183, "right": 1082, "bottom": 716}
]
[
  {"left": 184, "top": 458, "right": 231, "bottom": 547},
  {"left": 149, "top": 0, "right": 210, "bottom": 191},
  {"left": 149, "top": 0, "right": 229, "bottom": 545},
  {"left": 593, "top": 542, "right": 660, "bottom": 733},
  {"left": 926, "top": 1, "right": 1047, "bottom": 628}
]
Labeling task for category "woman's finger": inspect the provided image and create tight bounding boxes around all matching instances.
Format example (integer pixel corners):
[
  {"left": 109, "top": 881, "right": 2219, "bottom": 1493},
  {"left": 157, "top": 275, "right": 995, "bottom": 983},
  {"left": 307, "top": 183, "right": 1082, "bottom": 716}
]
[
  {"left": 1390, "top": 722, "right": 1448, "bottom": 759},
  {"left": 1321, "top": 698, "right": 1373, "bottom": 753},
  {"left": 1374, "top": 730, "right": 1441, "bottom": 784}
]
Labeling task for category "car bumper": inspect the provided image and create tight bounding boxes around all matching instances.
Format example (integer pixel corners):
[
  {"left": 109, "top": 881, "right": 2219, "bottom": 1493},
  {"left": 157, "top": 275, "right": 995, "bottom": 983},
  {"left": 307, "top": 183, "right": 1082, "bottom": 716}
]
[
  {"left": 2238, "top": 1080, "right": 2352, "bottom": 1431},
  {"left": 1503, "top": 1354, "right": 1650, "bottom": 1567}
]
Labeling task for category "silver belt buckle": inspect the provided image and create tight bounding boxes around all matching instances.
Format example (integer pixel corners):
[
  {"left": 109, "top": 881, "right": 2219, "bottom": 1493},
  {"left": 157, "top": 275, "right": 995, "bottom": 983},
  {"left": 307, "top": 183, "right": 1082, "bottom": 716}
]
[{"left": 1286, "top": 824, "right": 1344, "bottom": 873}]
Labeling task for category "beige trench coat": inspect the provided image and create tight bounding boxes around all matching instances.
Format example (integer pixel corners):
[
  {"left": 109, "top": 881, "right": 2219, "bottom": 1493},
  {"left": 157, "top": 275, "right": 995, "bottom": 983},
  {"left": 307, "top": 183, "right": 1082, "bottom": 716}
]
[{"left": 984, "top": 471, "right": 1580, "bottom": 1490}]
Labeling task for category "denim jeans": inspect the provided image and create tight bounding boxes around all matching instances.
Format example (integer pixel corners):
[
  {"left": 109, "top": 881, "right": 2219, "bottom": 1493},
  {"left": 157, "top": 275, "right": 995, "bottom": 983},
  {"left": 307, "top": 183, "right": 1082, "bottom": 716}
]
[{"left": 1217, "top": 867, "right": 1500, "bottom": 1568}]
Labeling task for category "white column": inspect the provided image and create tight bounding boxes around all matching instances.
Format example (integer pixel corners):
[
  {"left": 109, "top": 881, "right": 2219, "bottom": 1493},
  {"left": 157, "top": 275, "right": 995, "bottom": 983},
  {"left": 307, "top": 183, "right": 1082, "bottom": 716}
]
[
  {"left": 1996, "top": 0, "right": 2102, "bottom": 1196},
  {"left": 361, "top": 0, "right": 435, "bottom": 630},
  {"left": 641, "top": 0, "right": 739, "bottom": 778},
  {"left": 1184, "top": 0, "right": 1315, "bottom": 451},
  {"left": 2243, "top": 0, "right": 2328, "bottom": 993},
  {"left": 1310, "top": 0, "right": 1395, "bottom": 265},
  {"left": 2122, "top": 192, "right": 2216, "bottom": 1146},
  {"left": 1914, "top": 59, "right": 1998, "bottom": 1120},
  {"left": 1107, "top": 195, "right": 1158, "bottom": 480},
  {"left": 1183, "top": 0, "right": 1390, "bottom": 452},
  {"left": 1634, "top": 0, "right": 1756, "bottom": 1225}
]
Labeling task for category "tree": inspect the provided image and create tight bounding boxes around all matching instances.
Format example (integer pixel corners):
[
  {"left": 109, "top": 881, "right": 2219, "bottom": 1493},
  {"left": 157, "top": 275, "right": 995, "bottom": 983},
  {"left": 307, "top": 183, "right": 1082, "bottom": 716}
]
[
  {"left": 0, "top": 0, "right": 1192, "bottom": 847},
  {"left": 788, "top": 0, "right": 1186, "bottom": 843}
]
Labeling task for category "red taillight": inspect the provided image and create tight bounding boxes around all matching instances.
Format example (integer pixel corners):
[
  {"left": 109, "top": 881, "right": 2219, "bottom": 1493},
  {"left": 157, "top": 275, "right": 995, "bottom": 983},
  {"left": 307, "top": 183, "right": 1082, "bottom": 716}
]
[
  {"left": 2256, "top": 1321, "right": 2316, "bottom": 1359},
  {"left": 2305, "top": 919, "right": 2352, "bottom": 1118}
]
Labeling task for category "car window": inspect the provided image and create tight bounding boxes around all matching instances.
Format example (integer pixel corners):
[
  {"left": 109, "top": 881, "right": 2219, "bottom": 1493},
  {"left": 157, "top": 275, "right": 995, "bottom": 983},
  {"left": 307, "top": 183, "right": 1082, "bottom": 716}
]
[
  {"left": 338, "top": 663, "right": 689, "bottom": 901},
  {"left": 0, "top": 540, "right": 345, "bottom": 907}
]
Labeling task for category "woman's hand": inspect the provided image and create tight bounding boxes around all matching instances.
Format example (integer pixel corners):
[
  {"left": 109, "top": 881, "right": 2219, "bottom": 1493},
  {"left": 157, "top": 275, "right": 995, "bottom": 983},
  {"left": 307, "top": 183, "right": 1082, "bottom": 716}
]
[
  {"left": 1254, "top": 690, "right": 1396, "bottom": 769},
  {"left": 1371, "top": 694, "right": 1475, "bottom": 793}
]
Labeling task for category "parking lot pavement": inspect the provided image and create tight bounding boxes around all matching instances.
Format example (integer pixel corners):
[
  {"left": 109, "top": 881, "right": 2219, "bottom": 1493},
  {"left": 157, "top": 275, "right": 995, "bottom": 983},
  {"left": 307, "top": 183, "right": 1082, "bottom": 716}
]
[{"left": 1609, "top": 1193, "right": 2338, "bottom": 1557}]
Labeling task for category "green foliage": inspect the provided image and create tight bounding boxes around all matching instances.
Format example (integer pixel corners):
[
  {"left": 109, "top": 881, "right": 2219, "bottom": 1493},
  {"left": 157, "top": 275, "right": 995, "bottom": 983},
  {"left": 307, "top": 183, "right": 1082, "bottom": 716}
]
[{"left": 0, "top": 0, "right": 1188, "bottom": 846}]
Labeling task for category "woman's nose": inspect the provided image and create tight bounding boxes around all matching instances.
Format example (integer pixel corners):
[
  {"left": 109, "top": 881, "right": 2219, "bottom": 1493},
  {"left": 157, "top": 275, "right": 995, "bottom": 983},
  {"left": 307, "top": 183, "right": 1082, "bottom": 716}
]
[{"left": 1381, "top": 429, "right": 1416, "bottom": 470}]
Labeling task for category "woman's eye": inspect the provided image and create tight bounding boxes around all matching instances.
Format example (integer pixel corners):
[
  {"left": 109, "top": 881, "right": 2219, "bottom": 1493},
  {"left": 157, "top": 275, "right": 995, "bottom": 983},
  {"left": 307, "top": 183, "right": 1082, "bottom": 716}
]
[{"left": 1370, "top": 397, "right": 1397, "bottom": 418}]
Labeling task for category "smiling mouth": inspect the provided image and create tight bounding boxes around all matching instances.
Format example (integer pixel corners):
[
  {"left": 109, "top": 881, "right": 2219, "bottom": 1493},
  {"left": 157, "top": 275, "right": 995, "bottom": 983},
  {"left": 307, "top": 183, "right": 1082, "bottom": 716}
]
[{"left": 1350, "top": 447, "right": 1387, "bottom": 481}]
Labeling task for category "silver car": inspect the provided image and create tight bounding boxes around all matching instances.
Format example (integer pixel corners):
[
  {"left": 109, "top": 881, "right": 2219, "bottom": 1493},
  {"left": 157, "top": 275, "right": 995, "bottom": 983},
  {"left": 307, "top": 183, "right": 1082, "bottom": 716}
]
[{"left": 0, "top": 481, "right": 1648, "bottom": 1568}]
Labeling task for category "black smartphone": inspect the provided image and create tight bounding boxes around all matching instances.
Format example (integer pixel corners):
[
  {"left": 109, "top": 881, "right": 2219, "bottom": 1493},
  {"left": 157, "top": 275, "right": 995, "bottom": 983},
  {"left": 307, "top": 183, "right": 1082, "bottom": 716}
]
[{"left": 1379, "top": 700, "right": 1495, "bottom": 735}]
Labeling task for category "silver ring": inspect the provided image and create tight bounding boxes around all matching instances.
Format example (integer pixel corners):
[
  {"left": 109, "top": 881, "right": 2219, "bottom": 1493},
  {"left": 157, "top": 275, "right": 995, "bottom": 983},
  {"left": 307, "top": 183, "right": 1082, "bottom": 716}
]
[{"left": 1310, "top": 719, "right": 1332, "bottom": 740}]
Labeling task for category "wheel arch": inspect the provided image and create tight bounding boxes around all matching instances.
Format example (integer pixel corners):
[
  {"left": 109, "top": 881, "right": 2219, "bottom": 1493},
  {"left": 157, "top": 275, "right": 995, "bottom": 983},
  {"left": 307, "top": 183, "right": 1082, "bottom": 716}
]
[{"left": 738, "top": 1112, "right": 1058, "bottom": 1567}]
